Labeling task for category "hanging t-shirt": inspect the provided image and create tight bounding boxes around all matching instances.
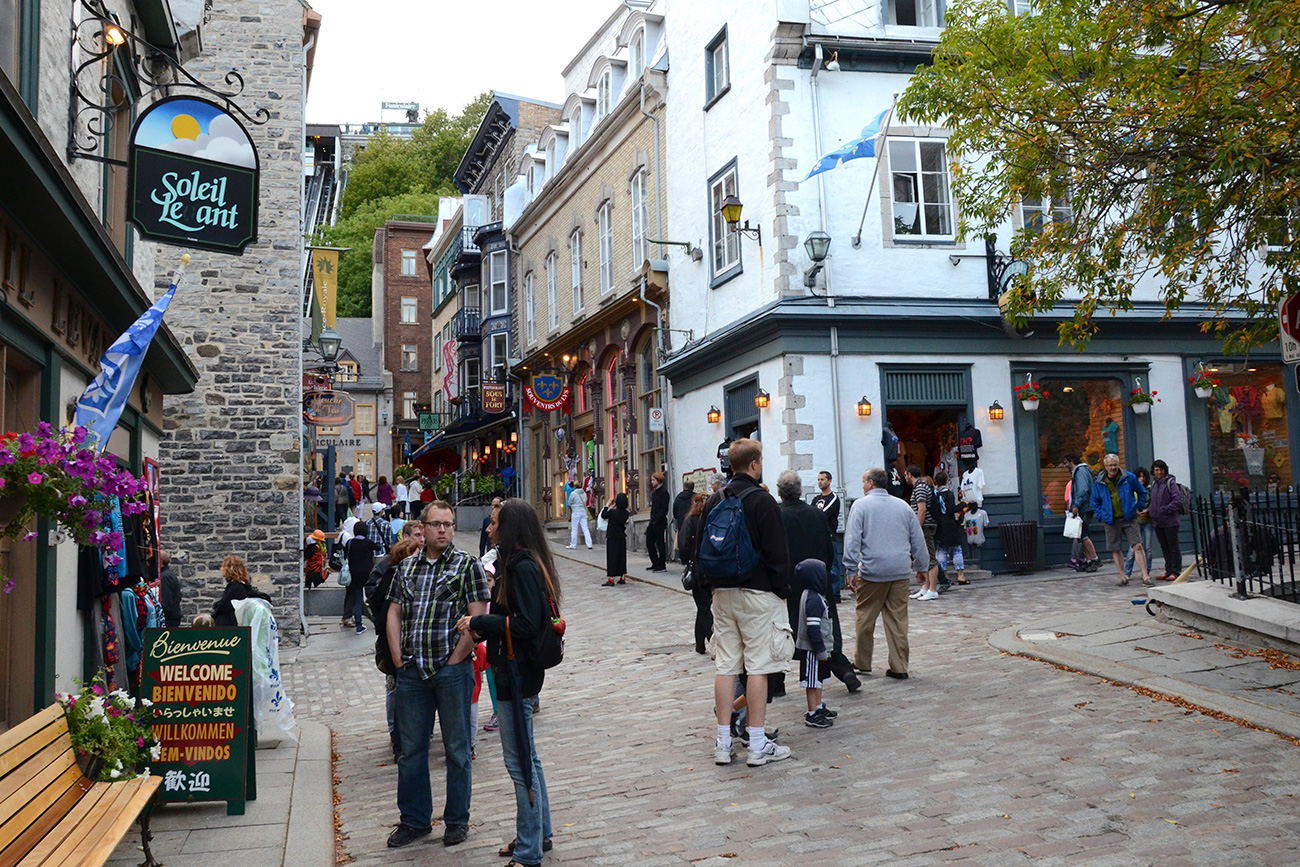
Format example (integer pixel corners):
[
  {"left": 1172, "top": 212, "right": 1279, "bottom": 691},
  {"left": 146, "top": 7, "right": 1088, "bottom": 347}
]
[
  {"left": 1264, "top": 384, "right": 1286, "bottom": 419},
  {"left": 960, "top": 468, "right": 986, "bottom": 505},
  {"left": 962, "top": 509, "right": 988, "bottom": 546},
  {"left": 957, "top": 426, "right": 983, "bottom": 460},
  {"left": 882, "top": 427, "right": 900, "bottom": 463},
  {"left": 1102, "top": 420, "right": 1120, "bottom": 456}
]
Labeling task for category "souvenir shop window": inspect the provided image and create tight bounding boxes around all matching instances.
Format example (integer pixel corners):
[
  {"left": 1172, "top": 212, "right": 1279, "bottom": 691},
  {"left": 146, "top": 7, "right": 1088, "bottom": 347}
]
[
  {"left": 1206, "top": 362, "right": 1290, "bottom": 493},
  {"left": 1036, "top": 379, "right": 1127, "bottom": 517}
]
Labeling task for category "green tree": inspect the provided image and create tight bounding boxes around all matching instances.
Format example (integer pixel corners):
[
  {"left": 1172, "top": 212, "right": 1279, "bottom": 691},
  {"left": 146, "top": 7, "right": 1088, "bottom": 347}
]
[
  {"left": 323, "top": 92, "right": 495, "bottom": 314},
  {"left": 901, "top": 0, "right": 1300, "bottom": 351}
]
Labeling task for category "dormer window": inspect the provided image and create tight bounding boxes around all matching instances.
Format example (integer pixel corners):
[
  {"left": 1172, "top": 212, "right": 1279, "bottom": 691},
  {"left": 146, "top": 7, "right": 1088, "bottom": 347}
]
[
  {"left": 597, "top": 70, "right": 612, "bottom": 121},
  {"left": 569, "top": 110, "right": 584, "bottom": 148},
  {"left": 546, "top": 140, "right": 557, "bottom": 176},
  {"left": 889, "top": 0, "right": 942, "bottom": 27},
  {"left": 630, "top": 30, "right": 645, "bottom": 78}
]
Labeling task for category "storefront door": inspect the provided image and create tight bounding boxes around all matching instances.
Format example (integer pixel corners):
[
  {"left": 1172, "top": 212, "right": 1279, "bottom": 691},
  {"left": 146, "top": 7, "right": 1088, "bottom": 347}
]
[{"left": 1, "top": 344, "right": 40, "bottom": 730}]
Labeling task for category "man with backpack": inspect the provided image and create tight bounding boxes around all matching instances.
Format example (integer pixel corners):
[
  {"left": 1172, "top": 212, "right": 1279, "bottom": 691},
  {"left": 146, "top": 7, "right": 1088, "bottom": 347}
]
[
  {"left": 694, "top": 439, "right": 793, "bottom": 768},
  {"left": 1065, "top": 455, "right": 1101, "bottom": 572}
]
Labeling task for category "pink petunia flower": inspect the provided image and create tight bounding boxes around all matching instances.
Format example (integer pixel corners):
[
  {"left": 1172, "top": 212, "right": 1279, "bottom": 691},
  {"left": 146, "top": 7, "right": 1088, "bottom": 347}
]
[{"left": 27, "top": 472, "right": 43, "bottom": 485}]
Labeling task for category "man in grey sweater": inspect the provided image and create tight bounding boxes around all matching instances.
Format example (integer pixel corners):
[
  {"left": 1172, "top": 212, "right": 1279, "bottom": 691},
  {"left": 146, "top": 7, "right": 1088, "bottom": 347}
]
[{"left": 843, "top": 467, "right": 929, "bottom": 679}]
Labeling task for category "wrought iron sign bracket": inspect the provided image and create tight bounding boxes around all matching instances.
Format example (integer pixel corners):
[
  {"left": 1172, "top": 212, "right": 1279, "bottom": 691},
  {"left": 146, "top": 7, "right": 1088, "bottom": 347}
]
[{"left": 68, "top": 0, "right": 270, "bottom": 166}]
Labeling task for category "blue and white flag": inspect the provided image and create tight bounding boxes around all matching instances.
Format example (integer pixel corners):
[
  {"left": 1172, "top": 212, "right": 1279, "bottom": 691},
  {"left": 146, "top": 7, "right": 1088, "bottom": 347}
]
[
  {"left": 76, "top": 257, "right": 189, "bottom": 451},
  {"left": 801, "top": 109, "right": 892, "bottom": 183}
]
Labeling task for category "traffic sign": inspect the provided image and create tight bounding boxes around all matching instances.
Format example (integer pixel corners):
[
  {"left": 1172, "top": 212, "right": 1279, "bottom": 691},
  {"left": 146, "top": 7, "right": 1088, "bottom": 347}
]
[
  {"left": 648, "top": 407, "right": 665, "bottom": 432},
  {"left": 1281, "top": 295, "right": 1300, "bottom": 363}
]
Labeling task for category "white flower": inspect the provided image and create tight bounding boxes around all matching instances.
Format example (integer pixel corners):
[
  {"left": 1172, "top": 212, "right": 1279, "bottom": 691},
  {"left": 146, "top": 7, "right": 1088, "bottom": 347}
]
[
  {"left": 87, "top": 697, "right": 106, "bottom": 719},
  {"left": 150, "top": 743, "right": 162, "bottom": 760},
  {"left": 140, "top": 698, "right": 153, "bottom": 707},
  {"left": 109, "top": 768, "right": 121, "bottom": 779},
  {"left": 143, "top": 766, "right": 151, "bottom": 777},
  {"left": 111, "top": 689, "right": 131, "bottom": 703}
]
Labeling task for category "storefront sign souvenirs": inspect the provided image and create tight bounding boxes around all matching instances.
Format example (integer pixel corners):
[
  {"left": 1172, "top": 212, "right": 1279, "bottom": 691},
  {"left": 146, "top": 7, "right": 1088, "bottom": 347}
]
[
  {"left": 128, "top": 97, "right": 260, "bottom": 254},
  {"left": 143, "top": 627, "right": 252, "bottom": 805},
  {"left": 303, "top": 390, "right": 355, "bottom": 426},
  {"left": 525, "top": 373, "right": 570, "bottom": 412},
  {"left": 482, "top": 383, "right": 508, "bottom": 414}
]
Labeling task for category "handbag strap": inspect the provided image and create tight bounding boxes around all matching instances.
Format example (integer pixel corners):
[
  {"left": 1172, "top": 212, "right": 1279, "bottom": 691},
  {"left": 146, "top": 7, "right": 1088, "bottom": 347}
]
[{"left": 503, "top": 615, "right": 515, "bottom": 661}]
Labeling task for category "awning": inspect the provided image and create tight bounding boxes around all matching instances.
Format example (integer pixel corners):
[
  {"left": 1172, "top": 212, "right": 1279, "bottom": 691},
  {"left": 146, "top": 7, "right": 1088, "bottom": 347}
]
[
  {"left": 409, "top": 411, "right": 516, "bottom": 464},
  {"left": 412, "top": 447, "right": 461, "bottom": 477}
]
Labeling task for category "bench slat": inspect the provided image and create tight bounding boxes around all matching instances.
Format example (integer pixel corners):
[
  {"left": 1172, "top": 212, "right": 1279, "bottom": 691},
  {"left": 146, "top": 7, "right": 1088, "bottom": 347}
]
[
  {"left": 3, "top": 777, "right": 95, "bottom": 867},
  {"left": 0, "top": 734, "right": 75, "bottom": 810},
  {"left": 52, "top": 777, "right": 160, "bottom": 867},
  {"left": 0, "top": 709, "right": 66, "bottom": 781},
  {"left": 0, "top": 764, "right": 82, "bottom": 859}
]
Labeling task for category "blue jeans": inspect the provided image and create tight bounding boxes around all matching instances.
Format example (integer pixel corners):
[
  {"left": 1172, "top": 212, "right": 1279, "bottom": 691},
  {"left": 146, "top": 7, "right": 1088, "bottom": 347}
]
[
  {"left": 395, "top": 661, "right": 473, "bottom": 831},
  {"left": 830, "top": 537, "right": 845, "bottom": 598},
  {"left": 497, "top": 693, "right": 552, "bottom": 864},
  {"left": 1125, "top": 522, "right": 1154, "bottom": 577}
]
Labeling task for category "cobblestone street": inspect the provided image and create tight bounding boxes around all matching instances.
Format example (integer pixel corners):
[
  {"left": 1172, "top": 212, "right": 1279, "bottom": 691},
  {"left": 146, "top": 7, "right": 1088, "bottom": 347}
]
[{"left": 282, "top": 545, "right": 1300, "bottom": 866}]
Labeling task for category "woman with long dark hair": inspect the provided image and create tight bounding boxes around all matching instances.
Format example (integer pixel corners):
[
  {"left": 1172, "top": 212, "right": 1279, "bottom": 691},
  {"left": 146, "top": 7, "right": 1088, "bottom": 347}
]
[
  {"left": 460, "top": 499, "right": 559, "bottom": 867},
  {"left": 343, "top": 520, "right": 375, "bottom": 634},
  {"left": 677, "top": 492, "right": 711, "bottom": 653},
  {"left": 599, "top": 492, "right": 631, "bottom": 586}
]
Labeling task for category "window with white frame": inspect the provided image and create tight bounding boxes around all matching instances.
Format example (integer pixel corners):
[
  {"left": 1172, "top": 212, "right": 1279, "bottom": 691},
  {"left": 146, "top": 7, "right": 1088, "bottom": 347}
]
[
  {"left": 402, "top": 344, "right": 418, "bottom": 370},
  {"left": 434, "top": 335, "right": 442, "bottom": 371},
  {"left": 489, "top": 249, "right": 508, "bottom": 313},
  {"left": 1010, "top": 0, "right": 1035, "bottom": 14},
  {"left": 598, "top": 202, "right": 614, "bottom": 294},
  {"left": 569, "top": 110, "right": 583, "bottom": 149},
  {"left": 465, "top": 358, "right": 481, "bottom": 398},
  {"left": 1020, "top": 193, "right": 1073, "bottom": 236},
  {"left": 546, "top": 252, "right": 559, "bottom": 331},
  {"left": 889, "top": 0, "right": 942, "bottom": 26},
  {"left": 525, "top": 271, "right": 537, "bottom": 344},
  {"left": 630, "top": 29, "right": 645, "bottom": 78},
  {"left": 489, "top": 332, "right": 508, "bottom": 382},
  {"left": 400, "top": 250, "right": 417, "bottom": 276},
  {"left": 355, "top": 404, "right": 376, "bottom": 436},
  {"left": 888, "top": 139, "right": 955, "bottom": 240},
  {"left": 570, "top": 230, "right": 584, "bottom": 314},
  {"left": 546, "top": 141, "right": 557, "bottom": 177},
  {"left": 400, "top": 296, "right": 417, "bottom": 324},
  {"left": 705, "top": 27, "right": 729, "bottom": 105},
  {"left": 596, "top": 70, "right": 612, "bottom": 121},
  {"left": 403, "top": 391, "right": 417, "bottom": 419},
  {"left": 709, "top": 161, "right": 741, "bottom": 279},
  {"left": 1265, "top": 205, "right": 1299, "bottom": 252},
  {"left": 631, "top": 169, "right": 649, "bottom": 268}
]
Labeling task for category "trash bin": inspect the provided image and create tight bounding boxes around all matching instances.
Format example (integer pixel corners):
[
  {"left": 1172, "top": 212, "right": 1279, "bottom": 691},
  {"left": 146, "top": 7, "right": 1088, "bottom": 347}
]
[{"left": 1001, "top": 520, "right": 1039, "bottom": 573}]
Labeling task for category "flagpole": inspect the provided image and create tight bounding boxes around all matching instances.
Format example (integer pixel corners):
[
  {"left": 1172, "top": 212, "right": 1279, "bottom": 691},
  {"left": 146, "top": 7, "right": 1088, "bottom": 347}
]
[{"left": 851, "top": 92, "right": 899, "bottom": 248}]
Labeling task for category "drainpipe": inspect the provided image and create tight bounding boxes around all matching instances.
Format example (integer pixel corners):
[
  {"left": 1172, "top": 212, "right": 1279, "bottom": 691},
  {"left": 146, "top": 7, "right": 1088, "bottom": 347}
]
[
  {"left": 812, "top": 44, "right": 847, "bottom": 508},
  {"left": 639, "top": 79, "right": 664, "bottom": 259}
]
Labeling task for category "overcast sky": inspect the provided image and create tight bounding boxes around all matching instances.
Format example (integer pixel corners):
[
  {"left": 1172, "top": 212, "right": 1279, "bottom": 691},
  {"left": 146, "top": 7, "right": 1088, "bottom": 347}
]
[{"left": 306, "top": 0, "right": 622, "bottom": 124}]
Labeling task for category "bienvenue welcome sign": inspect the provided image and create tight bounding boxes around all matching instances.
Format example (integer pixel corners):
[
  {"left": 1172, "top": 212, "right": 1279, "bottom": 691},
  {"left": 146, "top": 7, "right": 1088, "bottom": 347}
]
[{"left": 127, "top": 96, "right": 260, "bottom": 255}]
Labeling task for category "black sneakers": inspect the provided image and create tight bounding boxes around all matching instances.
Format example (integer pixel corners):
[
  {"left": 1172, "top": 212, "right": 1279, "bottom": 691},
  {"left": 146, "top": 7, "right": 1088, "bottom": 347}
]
[
  {"left": 442, "top": 824, "right": 468, "bottom": 846},
  {"left": 387, "top": 824, "right": 430, "bottom": 849}
]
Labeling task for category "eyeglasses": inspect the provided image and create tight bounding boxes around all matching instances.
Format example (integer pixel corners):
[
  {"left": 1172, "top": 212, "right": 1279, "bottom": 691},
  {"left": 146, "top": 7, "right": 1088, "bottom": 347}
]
[{"left": 422, "top": 521, "right": 454, "bottom": 530}]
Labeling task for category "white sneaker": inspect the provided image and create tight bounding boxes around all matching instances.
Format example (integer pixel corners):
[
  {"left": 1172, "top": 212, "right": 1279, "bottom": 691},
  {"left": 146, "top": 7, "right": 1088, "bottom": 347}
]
[
  {"left": 714, "top": 739, "right": 733, "bottom": 765},
  {"left": 747, "top": 741, "right": 791, "bottom": 766},
  {"left": 909, "top": 588, "right": 925, "bottom": 599},
  {"left": 918, "top": 590, "right": 939, "bottom": 601}
]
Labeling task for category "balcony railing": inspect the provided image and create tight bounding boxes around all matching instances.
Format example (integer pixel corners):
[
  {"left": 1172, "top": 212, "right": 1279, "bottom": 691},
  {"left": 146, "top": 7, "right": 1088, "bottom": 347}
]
[{"left": 455, "top": 307, "right": 481, "bottom": 340}]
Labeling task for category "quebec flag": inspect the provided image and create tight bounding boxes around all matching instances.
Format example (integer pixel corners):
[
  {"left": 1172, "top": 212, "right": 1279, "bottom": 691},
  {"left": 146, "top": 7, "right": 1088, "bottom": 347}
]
[
  {"left": 76, "top": 262, "right": 187, "bottom": 451},
  {"left": 801, "top": 109, "right": 892, "bottom": 183}
]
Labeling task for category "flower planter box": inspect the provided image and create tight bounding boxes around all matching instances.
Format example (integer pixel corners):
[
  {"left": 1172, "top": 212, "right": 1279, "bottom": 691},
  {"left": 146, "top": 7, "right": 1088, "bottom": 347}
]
[{"left": 1195, "top": 386, "right": 1213, "bottom": 399}]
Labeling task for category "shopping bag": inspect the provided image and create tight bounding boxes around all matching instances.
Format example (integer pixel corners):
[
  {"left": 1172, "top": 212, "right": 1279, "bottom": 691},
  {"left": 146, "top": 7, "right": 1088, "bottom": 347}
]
[{"left": 1062, "top": 513, "right": 1084, "bottom": 540}]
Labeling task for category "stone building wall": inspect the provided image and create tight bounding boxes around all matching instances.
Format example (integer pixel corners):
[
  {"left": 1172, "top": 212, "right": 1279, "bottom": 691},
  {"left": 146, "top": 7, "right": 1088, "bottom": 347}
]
[{"left": 156, "top": 0, "right": 309, "bottom": 638}]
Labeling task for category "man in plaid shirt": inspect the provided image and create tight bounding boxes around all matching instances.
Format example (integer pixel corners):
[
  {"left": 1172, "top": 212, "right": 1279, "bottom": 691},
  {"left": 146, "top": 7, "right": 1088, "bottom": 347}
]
[
  {"left": 368, "top": 502, "right": 392, "bottom": 555},
  {"left": 384, "top": 500, "right": 490, "bottom": 850}
]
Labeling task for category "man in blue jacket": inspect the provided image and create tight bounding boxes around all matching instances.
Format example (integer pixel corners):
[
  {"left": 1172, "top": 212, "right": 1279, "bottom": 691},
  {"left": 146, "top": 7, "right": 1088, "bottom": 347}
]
[{"left": 1091, "top": 453, "right": 1152, "bottom": 586}]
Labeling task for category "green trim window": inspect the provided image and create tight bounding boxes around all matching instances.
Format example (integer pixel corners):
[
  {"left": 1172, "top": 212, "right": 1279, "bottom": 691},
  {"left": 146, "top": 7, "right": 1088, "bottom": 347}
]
[
  {"left": 1036, "top": 379, "right": 1126, "bottom": 517},
  {"left": 2, "top": 0, "right": 40, "bottom": 112}
]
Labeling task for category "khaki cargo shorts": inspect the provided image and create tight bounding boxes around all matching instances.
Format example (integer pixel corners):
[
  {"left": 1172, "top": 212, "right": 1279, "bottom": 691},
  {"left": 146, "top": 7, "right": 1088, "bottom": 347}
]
[{"left": 710, "top": 588, "right": 793, "bottom": 676}]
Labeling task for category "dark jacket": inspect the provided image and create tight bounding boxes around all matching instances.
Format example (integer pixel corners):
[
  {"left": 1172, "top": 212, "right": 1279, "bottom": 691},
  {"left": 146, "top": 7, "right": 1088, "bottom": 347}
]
[
  {"left": 672, "top": 490, "right": 694, "bottom": 529},
  {"left": 1148, "top": 474, "right": 1183, "bottom": 528},
  {"left": 677, "top": 513, "right": 701, "bottom": 565},
  {"left": 694, "top": 473, "right": 790, "bottom": 598},
  {"left": 470, "top": 549, "right": 551, "bottom": 701},
  {"left": 781, "top": 498, "right": 832, "bottom": 629},
  {"left": 159, "top": 565, "right": 182, "bottom": 629},
  {"left": 649, "top": 485, "right": 670, "bottom": 527},
  {"left": 794, "top": 559, "right": 829, "bottom": 658},
  {"left": 366, "top": 553, "right": 402, "bottom": 673},
  {"left": 213, "top": 581, "right": 271, "bottom": 627}
]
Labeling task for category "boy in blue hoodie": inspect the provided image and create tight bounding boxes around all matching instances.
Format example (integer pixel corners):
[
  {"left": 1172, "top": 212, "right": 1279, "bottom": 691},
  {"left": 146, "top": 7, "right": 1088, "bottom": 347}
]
[{"left": 795, "top": 559, "right": 837, "bottom": 728}]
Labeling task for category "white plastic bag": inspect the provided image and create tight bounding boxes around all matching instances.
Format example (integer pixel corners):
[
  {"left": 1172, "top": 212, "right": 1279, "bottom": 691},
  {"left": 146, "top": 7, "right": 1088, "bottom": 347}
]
[
  {"left": 231, "top": 598, "right": 298, "bottom": 739},
  {"left": 1063, "top": 513, "right": 1084, "bottom": 540}
]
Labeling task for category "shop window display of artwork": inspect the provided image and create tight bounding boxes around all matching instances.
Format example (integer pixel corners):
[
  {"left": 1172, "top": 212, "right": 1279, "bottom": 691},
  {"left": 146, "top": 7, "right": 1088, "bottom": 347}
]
[
  {"left": 1037, "top": 379, "right": 1127, "bottom": 516},
  {"left": 1206, "top": 363, "right": 1290, "bottom": 493}
]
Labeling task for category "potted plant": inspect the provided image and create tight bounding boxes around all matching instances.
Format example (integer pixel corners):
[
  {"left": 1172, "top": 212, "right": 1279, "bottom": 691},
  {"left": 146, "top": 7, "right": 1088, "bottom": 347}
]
[
  {"left": 1128, "top": 382, "right": 1159, "bottom": 415},
  {"left": 0, "top": 423, "right": 148, "bottom": 595},
  {"left": 1013, "top": 380, "right": 1050, "bottom": 412},
  {"left": 1188, "top": 371, "right": 1219, "bottom": 399},
  {"left": 58, "top": 675, "right": 161, "bottom": 782}
]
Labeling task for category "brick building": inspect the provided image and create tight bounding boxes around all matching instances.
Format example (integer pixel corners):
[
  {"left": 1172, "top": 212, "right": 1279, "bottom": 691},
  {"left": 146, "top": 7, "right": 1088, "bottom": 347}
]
[
  {"left": 507, "top": 4, "right": 670, "bottom": 532},
  {"left": 373, "top": 218, "right": 439, "bottom": 469}
]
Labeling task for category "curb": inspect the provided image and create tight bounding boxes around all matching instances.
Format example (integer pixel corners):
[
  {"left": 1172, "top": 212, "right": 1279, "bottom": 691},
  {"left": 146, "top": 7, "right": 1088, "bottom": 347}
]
[
  {"left": 283, "top": 720, "right": 333, "bottom": 867},
  {"left": 988, "top": 626, "right": 1300, "bottom": 742}
]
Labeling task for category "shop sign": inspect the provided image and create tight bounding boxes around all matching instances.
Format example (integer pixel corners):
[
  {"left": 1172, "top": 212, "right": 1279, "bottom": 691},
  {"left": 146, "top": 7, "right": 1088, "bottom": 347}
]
[
  {"left": 303, "top": 390, "right": 355, "bottom": 426},
  {"left": 524, "top": 373, "right": 569, "bottom": 412},
  {"left": 382, "top": 101, "right": 419, "bottom": 111},
  {"left": 127, "top": 96, "right": 260, "bottom": 255},
  {"left": 1280, "top": 295, "right": 1300, "bottom": 363},
  {"left": 143, "top": 628, "right": 252, "bottom": 805},
  {"left": 318, "top": 437, "right": 364, "bottom": 447},
  {"left": 482, "top": 383, "right": 508, "bottom": 414},
  {"left": 418, "top": 412, "right": 441, "bottom": 431}
]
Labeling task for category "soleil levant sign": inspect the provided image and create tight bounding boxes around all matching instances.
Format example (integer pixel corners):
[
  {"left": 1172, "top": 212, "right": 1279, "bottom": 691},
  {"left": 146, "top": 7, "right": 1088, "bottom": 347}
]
[{"left": 127, "top": 96, "right": 260, "bottom": 255}]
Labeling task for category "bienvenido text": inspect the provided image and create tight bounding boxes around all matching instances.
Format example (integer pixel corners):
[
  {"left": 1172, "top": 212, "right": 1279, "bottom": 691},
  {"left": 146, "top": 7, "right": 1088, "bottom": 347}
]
[{"left": 149, "top": 170, "right": 240, "bottom": 233}]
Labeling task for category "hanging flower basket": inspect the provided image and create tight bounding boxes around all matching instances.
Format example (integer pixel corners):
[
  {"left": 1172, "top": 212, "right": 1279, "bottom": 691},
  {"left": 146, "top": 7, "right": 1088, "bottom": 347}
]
[
  {"left": 1128, "top": 386, "right": 1159, "bottom": 414},
  {"left": 1021, "top": 399, "right": 1040, "bottom": 412},
  {"left": 1132, "top": 402, "right": 1151, "bottom": 415},
  {"left": 1188, "top": 372, "right": 1219, "bottom": 400},
  {"left": 0, "top": 423, "right": 149, "bottom": 595},
  {"left": 1013, "top": 380, "right": 1049, "bottom": 412}
]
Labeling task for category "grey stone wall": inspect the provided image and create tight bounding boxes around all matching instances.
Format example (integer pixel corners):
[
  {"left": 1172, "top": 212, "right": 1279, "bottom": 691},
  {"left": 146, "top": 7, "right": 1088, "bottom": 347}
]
[{"left": 157, "top": 0, "right": 307, "bottom": 639}]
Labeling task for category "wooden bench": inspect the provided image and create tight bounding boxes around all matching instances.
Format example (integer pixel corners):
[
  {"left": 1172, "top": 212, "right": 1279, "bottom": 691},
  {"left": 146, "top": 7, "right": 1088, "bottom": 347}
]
[{"left": 0, "top": 704, "right": 161, "bottom": 867}]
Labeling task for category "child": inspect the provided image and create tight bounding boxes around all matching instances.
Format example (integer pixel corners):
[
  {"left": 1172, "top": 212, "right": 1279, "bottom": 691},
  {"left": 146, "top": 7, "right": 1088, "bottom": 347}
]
[
  {"left": 932, "top": 471, "right": 968, "bottom": 585},
  {"left": 794, "top": 558, "right": 836, "bottom": 728},
  {"left": 470, "top": 640, "right": 488, "bottom": 759}
]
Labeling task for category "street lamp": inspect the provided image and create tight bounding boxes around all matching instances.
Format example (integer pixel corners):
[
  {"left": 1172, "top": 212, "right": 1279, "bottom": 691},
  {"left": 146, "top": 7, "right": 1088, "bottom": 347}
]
[
  {"left": 720, "top": 195, "right": 762, "bottom": 244},
  {"left": 988, "top": 401, "right": 1004, "bottom": 421},
  {"left": 318, "top": 327, "right": 341, "bottom": 366},
  {"left": 804, "top": 231, "right": 831, "bottom": 288},
  {"left": 754, "top": 388, "right": 771, "bottom": 410}
]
